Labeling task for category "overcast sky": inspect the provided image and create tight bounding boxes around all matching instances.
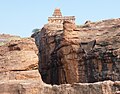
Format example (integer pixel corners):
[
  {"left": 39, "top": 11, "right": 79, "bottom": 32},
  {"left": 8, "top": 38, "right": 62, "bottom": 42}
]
[{"left": 0, "top": 0, "right": 120, "bottom": 37}]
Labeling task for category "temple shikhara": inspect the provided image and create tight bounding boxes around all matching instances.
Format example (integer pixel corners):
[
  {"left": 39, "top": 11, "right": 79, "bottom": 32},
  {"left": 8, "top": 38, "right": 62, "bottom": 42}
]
[{"left": 48, "top": 8, "right": 75, "bottom": 24}]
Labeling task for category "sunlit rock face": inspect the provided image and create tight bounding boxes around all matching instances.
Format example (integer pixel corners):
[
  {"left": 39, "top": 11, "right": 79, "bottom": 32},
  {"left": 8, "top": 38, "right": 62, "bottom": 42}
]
[
  {"left": 34, "top": 19, "right": 120, "bottom": 85},
  {"left": 0, "top": 38, "right": 40, "bottom": 81}
]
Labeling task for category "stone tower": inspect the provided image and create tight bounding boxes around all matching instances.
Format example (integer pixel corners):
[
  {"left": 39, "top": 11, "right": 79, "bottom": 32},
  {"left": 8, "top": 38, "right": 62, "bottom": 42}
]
[
  {"left": 48, "top": 8, "right": 75, "bottom": 24},
  {"left": 52, "top": 8, "right": 62, "bottom": 17}
]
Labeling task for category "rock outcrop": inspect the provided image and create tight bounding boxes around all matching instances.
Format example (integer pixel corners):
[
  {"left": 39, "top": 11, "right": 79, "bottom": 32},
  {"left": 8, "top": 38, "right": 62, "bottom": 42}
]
[
  {"left": 34, "top": 19, "right": 120, "bottom": 85},
  {"left": 2, "top": 35, "right": 120, "bottom": 94},
  {"left": 0, "top": 80, "right": 120, "bottom": 94},
  {"left": 0, "top": 38, "right": 40, "bottom": 81},
  {"left": 0, "top": 18, "right": 120, "bottom": 94}
]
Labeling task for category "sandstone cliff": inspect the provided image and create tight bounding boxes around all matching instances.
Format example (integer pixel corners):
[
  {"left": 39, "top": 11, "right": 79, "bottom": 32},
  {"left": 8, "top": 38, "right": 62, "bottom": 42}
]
[
  {"left": 33, "top": 18, "right": 120, "bottom": 85},
  {"left": 0, "top": 18, "right": 120, "bottom": 94}
]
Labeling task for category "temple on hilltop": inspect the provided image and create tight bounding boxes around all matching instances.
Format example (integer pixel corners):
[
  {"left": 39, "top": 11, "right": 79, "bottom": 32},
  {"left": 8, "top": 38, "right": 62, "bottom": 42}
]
[{"left": 48, "top": 8, "right": 75, "bottom": 24}]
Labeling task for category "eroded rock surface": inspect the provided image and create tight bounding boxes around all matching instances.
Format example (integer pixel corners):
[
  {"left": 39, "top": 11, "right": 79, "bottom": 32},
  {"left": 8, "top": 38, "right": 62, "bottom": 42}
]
[
  {"left": 0, "top": 38, "right": 40, "bottom": 80},
  {"left": 0, "top": 80, "right": 120, "bottom": 94},
  {"left": 0, "top": 18, "right": 120, "bottom": 94},
  {"left": 34, "top": 19, "right": 120, "bottom": 85}
]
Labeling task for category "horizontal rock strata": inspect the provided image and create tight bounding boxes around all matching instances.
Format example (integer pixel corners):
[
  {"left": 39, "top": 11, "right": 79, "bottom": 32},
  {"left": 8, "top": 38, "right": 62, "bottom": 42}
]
[{"left": 0, "top": 38, "right": 40, "bottom": 81}]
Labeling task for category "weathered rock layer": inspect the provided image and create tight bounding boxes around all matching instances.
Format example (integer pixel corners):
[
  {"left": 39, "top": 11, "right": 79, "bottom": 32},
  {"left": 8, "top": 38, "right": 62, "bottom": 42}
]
[
  {"left": 0, "top": 38, "right": 40, "bottom": 81},
  {"left": 0, "top": 80, "right": 120, "bottom": 94}
]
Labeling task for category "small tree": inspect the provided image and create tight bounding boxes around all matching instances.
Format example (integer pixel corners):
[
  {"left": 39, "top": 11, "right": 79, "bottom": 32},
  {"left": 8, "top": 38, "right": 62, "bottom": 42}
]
[{"left": 32, "top": 28, "right": 40, "bottom": 33}]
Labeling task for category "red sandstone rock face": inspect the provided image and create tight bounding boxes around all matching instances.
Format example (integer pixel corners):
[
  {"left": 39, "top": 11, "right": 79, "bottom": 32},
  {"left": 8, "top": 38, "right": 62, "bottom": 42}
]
[
  {"left": 0, "top": 19, "right": 120, "bottom": 94},
  {"left": 0, "top": 38, "right": 40, "bottom": 81},
  {"left": 34, "top": 19, "right": 120, "bottom": 85}
]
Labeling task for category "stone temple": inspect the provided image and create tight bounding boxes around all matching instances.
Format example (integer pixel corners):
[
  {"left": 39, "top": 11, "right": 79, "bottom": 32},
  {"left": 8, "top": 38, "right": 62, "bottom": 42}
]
[{"left": 48, "top": 8, "right": 75, "bottom": 24}]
